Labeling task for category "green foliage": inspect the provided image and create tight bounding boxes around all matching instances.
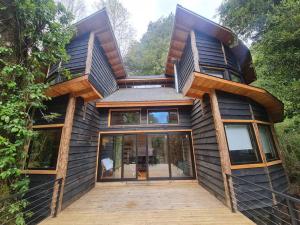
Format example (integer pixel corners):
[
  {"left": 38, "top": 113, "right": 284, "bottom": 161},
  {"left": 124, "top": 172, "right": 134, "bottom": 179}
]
[
  {"left": 125, "top": 14, "right": 174, "bottom": 75},
  {"left": 0, "top": 0, "right": 73, "bottom": 223},
  {"left": 218, "top": 0, "right": 300, "bottom": 186}
]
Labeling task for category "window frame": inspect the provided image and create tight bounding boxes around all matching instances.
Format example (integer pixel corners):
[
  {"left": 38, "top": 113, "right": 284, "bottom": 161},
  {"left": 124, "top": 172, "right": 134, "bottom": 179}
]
[
  {"left": 109, "top": 108, "right": 142, "bottom": 127},
  {"left": 224, "top": 122, "right": 262, "bottom": 165},
  {"left": 25, "top": 124, "right": 63, "bottom": 172},
  {"left": 147, "top": 108, "right": 179, "bottom": 125}
]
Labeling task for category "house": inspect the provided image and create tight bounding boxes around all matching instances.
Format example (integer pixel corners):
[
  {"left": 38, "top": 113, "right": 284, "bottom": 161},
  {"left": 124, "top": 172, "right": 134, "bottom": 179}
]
[{"left": 23, "top": 5, "right": 289, "bottom": 224}]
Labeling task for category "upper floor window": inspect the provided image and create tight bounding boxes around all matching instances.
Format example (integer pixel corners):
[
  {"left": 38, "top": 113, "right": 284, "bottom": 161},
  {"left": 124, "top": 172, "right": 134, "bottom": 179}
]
[
  {"left": 148, "top": 109, "right": 178, "bottom": 125},
  {"left": 224, "top": 123, "right": 261, "bottom": 165},
  {"left": 201, "top": 67, "right": 224, "bottom": 78},
  {"left": 26, "top": 127, "right": 62, "bottom": 170},
  {"left": 110, "top": 110, "right": 141, "bottom": 126},
  {"left": 258, "top": 125, "right": 279, "bottom": 161}
]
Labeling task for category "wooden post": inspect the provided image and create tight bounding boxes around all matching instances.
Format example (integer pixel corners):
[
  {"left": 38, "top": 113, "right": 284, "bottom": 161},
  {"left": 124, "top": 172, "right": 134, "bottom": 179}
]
[
  {"left": 51, "top": 95, "right": 76, "bottom": 215},
  {"left": 209, "top": 90, "right": 232, "bottom": 208}
]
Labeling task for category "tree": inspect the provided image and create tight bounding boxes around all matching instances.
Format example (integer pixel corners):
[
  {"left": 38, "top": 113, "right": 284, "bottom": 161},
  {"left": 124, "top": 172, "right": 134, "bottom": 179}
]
[
  {"left": 125, "top": 14, "right": 174, "bottom": 75},
  {"left": 94, "top": 0, "right": 135, "bottom": 56},
  {"left": 56, "top": 0, "right": 87, "bottom": 21},
  {"left": 218, "top": 0, "right": 300, "bottom": 186},
  {"left": 0, "top": 0, "right": 73, "bottom": 223}
]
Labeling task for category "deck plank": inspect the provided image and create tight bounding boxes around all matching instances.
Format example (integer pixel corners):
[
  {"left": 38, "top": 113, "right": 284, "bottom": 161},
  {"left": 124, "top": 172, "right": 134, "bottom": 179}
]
[{"left": 40, "top": 181, "right": 254, "bottom": 225}]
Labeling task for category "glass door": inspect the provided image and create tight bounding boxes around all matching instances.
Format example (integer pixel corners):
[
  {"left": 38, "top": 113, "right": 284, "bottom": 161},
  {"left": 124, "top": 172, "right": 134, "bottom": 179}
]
[
  {"left": 122, "top": 135, "right": 137, "bottom": 179},
  {"left": 137, "top": 134, "right": 147, "bottom": 180}
]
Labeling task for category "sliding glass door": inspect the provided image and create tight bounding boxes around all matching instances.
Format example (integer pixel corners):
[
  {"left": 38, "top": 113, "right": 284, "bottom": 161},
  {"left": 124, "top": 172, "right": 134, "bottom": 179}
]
[{"left": 98, "top": 132, "right": 195, "bottom": 181}]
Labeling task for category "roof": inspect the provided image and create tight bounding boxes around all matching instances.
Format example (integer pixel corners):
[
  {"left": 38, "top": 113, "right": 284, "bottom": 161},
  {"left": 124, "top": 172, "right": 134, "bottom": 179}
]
[
  {"left": 75, "top": 9, "right": 127, "bottom": 78},
  {"left": 96, "top": 87, "right": 193, "bottom": 107},
  {"left": 165, "top": 5, "right": 256, "bottom": 84}
]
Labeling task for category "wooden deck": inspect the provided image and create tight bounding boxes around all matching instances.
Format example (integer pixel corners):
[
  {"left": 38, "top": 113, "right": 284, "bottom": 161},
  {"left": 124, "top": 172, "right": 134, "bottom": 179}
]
[{"left": 40, "top": 181, "right": 254, "bottom": 225}]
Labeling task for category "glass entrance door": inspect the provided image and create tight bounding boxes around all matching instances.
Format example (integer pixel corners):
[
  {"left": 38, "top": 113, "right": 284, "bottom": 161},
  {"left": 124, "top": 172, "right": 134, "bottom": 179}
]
[
  {"left": 123, "top": 135, "right": 137, "bottom": 179},
  {"left": 137, "top": 134, "right": 147, "bottom": 180}
]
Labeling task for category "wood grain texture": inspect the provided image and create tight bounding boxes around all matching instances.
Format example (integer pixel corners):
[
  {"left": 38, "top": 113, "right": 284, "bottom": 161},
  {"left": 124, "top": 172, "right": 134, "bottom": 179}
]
[{"left": 41, "top": 181, "right": 254, "bottom": 225}]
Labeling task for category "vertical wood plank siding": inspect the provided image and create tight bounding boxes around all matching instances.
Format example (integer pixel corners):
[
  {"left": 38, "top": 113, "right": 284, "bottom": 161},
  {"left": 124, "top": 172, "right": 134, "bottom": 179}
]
[
  {"left": 62, "top": 98, "right": 100, "bottom": 209},
  {"left": 48, "top": 34, "right": 89, "bottom": 78},
  {"left": 33, "top": 95, "right": 69, "bottom": 125},
  {"left": 268, "top": 164, "right": 289, "bottom": 192},
  {"left": 88, "top": 39, "right": 118, "bottom": 97},
  {"left": 177, "top": 36, "right": 195, "bottom": 92},
  {"left": 191, "top": 96, "right": 225, "bottom": 202},
  {"left": 98, "top": 106, "right": 192, "bottom": 132}
]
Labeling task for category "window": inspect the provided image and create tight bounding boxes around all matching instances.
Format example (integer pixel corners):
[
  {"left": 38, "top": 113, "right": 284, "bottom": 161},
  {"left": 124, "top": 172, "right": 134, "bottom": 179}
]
[
  {"left": 110, "top": 110, "right": 140, "bottom": 126},
  {"left": 258, "top": 125, "right": 279, "bottom": 161},
  {"left": 230, "top": 71, "right": 242, "bottom": 83},
  {"left": 148, "top": 109, "right": 178, "bottom": 124},
  {"left": 26, "top": 128, "right": 62, "bottom": 170},
  {"left": 201, "top": 67, "right": 224, "bottom": 78},
  {"left": 224, "top": 124, "right": 261, "bottom": 165}
]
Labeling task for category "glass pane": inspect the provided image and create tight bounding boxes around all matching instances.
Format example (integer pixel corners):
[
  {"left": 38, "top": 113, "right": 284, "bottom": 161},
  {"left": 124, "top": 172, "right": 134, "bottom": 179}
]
[
  {"left": 137, "top": 134, "right": 147, "bottom": 180},
  {"left": 110, "top": 111, "right": 140, "bottom": 126},
  {"left": 169, "top": 133, "right": 193, "bottom": 178},
  {"left": 148, "top": 110, "right": 178, "bottom": 124},
  {"left": 224, "top": 124, "right": 261, "bottom": 164},
  {"left": 123, "top": 135, "right": 136, "bottom": 179},
  {"left": 258, "top": 125, "right": 278, "bottom": 161},
  {"left": 27, "top": 128, "right": 62, "bottom": 169},
  {"left": 100, "top": 135, "right": 122, "bottom": 179},
  {"left": 201, "top": 67, "right": 224, "bottom": 78},
  {"left": 148, "top": 134, "right": 169, "bottom": 178}
]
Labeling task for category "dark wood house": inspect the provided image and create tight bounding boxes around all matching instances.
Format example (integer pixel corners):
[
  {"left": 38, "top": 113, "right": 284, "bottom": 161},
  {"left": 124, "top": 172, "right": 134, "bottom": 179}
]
[{"left": 23, "top": 5, "right": 290, "bottom": 224}]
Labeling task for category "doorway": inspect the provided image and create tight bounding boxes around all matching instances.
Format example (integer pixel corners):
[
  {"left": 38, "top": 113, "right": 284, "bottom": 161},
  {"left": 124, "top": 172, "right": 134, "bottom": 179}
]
[{"left": 97, "top": 132, "right": 195, "bottom": 181}]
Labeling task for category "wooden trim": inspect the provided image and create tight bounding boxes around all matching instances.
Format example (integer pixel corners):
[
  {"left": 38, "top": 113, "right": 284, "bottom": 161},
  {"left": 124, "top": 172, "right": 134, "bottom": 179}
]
[
  {"left": 221, "top": 119, "right": 272, "bottom": 125},
  {"left": 190, "top": 30, "right": 200, "bottom": 72},
  {"left": 22, "top": 170, "right": 57, "bottom": 175},
  {"left": 32, "top": 124, "right": 64, "bottom": 129},
  {"left": 209, "top": 90, "right": 232, "bottom": 207},
  {"left": 85, "top": 32, "right": 95, "bottom": 74},
  {"left": 252, "top": 123, "right": 268, "bottom": 164},
  {"left": 190, "top": 130, "right": 198, "bottom": 180},
  {"left": 96, "top": 100, "right": 194, "bottom": 108},
  {"left": 51, "top": 95, "right": 76, "bottom": 215},
  {"left": 231, "top": 163, "right": 266, "bottom": 170},
  {"left": 95, "top": 132, "right": 101, "bottom": 183},
  {"left": 89, "top": 81, "right": 103, "bottom": 99},
  {"left": 99, "top": 129, "right": 192, "bottom": 134},
  {"left": 117, "top": 77, "right": 174, "bottom": 84},
  {"left": 266, "top": 160, "right": 282, "bottom": 167},
  {"left": 108, "top": 108, "right": 142, "bottom": 127},
  {"left": 221, "top": 43, "right": 228, "bottom": 65}
]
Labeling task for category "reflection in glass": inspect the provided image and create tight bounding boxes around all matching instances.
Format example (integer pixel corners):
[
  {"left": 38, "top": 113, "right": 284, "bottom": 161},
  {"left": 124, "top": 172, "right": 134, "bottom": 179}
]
[
  {"left": 110, "top": 110, "right": 140, "bottom": 126},
  {"left": 224, "top": 124, "right": 261, "bottom": 165},
  {"left": 258, "top": 125, "right": 278, "bottom": 161},
  {"left": 169, "top": 134, "right": 193, "bottom": 177},
  {"left": 123, "top": 135, "right": 136, "bottom": 179},
  {"left": 148, "top": 110, "right": 178, "bottom": 124},
  {"left": 148, "top": 134, "right": 169, "bottom": 178},
  {"left": 100, "top": 135, "right": 122, "bottom": 179},
  {"left": 27, "top": 128, "right": 62, "bottom": 170}
]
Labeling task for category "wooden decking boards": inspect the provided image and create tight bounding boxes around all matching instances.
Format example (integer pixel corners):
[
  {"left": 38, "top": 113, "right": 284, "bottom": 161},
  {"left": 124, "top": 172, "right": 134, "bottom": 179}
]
[{"left": 40, "top": 181, "right": 254, "bottom": 225}]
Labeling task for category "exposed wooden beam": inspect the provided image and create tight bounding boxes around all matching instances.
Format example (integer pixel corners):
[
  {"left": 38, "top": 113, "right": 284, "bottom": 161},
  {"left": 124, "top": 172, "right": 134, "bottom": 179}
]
[
  {"left": 99, "top": 129, "right": 192, "bottom": 134},
  {"left": 21, "top": 170, "right": 57, "bottom": 175}
]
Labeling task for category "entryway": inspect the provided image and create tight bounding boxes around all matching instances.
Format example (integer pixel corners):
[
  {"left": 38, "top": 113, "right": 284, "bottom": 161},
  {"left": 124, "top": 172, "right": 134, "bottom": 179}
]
[
  {"left": 40, "top": 181, "right": 255, "bottom": 225},
  {"left": 97, "top": 132, "right": 195, "bottom": 181}
]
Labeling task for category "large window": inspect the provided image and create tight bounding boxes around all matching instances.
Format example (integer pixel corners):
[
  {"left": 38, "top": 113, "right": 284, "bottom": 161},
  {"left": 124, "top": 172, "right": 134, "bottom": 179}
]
[
  {"left": 224, "top": 124, "right": 261, "bottom": 165},
  {"left": 110, "top": 110, "right": 141, "bottom": 126},
  {"left": 26, "top": 128, "right": 62, "bottom": 170},
  {"left": 148, "top": 109, "right": 178, "bottom": 124},
  {"left": 258, "top": 125, "right": 279, "bottom": 161}
]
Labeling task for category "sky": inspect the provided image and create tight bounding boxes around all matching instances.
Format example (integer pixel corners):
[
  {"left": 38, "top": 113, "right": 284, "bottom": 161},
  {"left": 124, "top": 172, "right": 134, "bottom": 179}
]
[{"left": 86, "top": 0, "right": 223, "bottom": 40}]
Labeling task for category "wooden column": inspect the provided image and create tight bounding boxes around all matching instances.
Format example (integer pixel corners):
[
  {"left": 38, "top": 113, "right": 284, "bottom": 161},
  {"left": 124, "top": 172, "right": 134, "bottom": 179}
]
[
  {"left": 51, "top": 95, "right": 76, "bottom": 215},
  {"left": 209, "top": 90, "right": 232, "bottom": 208}
]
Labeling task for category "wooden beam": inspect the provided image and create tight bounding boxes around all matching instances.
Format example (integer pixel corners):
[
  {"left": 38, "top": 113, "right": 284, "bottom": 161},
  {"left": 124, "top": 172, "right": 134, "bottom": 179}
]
[
  {"left": 51, "top": 95, "right": 76, "bottom": 215},
  {"left": 96, "top": 99, "right": 194, "bottom": 108},
  {"left": 21, "top": 170, "right": 57, "bottom": 175},
  {"left": 85, "top": 32, "right": 95, "bottom": 74},
  {"left": 99, "top": 129, "right": 192, "bottom": 134},
  {"left": 32, "top": 124, "right": 64, "bottom": 129},
  {"left": 221, "top": 119, "right": 272, "bottom": 125},
  {"left": 209, "top": 90, "right": 232, "bottom": 208},
  {"left": 73, "top": 88, "right": 94, "bottom": 97}
]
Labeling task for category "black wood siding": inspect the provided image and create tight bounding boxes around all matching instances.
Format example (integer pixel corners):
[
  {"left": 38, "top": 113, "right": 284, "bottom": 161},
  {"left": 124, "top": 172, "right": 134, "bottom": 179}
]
[
  {"left": 216, "top": 91, "right": 269, "bottom": 122},
  {"left": 232, "top": 168, "right": 273, "bottom": 211},
  {"left": 33, "top": 95, "right": 69, "bottom": 125},
  {"left": 191, "top": 96, "right": 225, "bottom": 202},
  {"left": 99, "top": 106, "right": 192, "bottom": 132},
  {"left": 89, "top": 39, "right": 118, "bottom": 97},
  {"left": 268, "top": 164, "right": 289, "bottom": 192},
  {"left": 177, "top": 36, "right": 195, "bottom": 92},
  {"left": 62, "top": 98, "right": 100, "bottom": 209},
  {"left": 27, "top": 174, "right": 56, "bottom": 224}
]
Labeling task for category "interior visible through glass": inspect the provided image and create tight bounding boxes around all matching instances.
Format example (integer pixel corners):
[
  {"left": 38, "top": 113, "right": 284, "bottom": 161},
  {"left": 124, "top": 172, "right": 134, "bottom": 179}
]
[
  {"left": 26, "top": 128, "right": 62, "bottom": 170},
  {"left": 258, "top": 125, "right": 278, "bottom": 161},
  {"left": 123, "top": 135, "right": 137, "bottom": 179},
  {"left": 110, "top": 110, "right": 140, "bottom": 126},
  {"left": 148, "top": 109, "right": 178, "bottom": 124}
]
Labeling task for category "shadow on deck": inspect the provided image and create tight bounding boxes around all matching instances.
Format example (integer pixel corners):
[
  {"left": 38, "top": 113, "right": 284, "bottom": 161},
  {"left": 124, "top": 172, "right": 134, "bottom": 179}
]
[{"left": 40, "top": 180, "right": 254, "bottom": 225}]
